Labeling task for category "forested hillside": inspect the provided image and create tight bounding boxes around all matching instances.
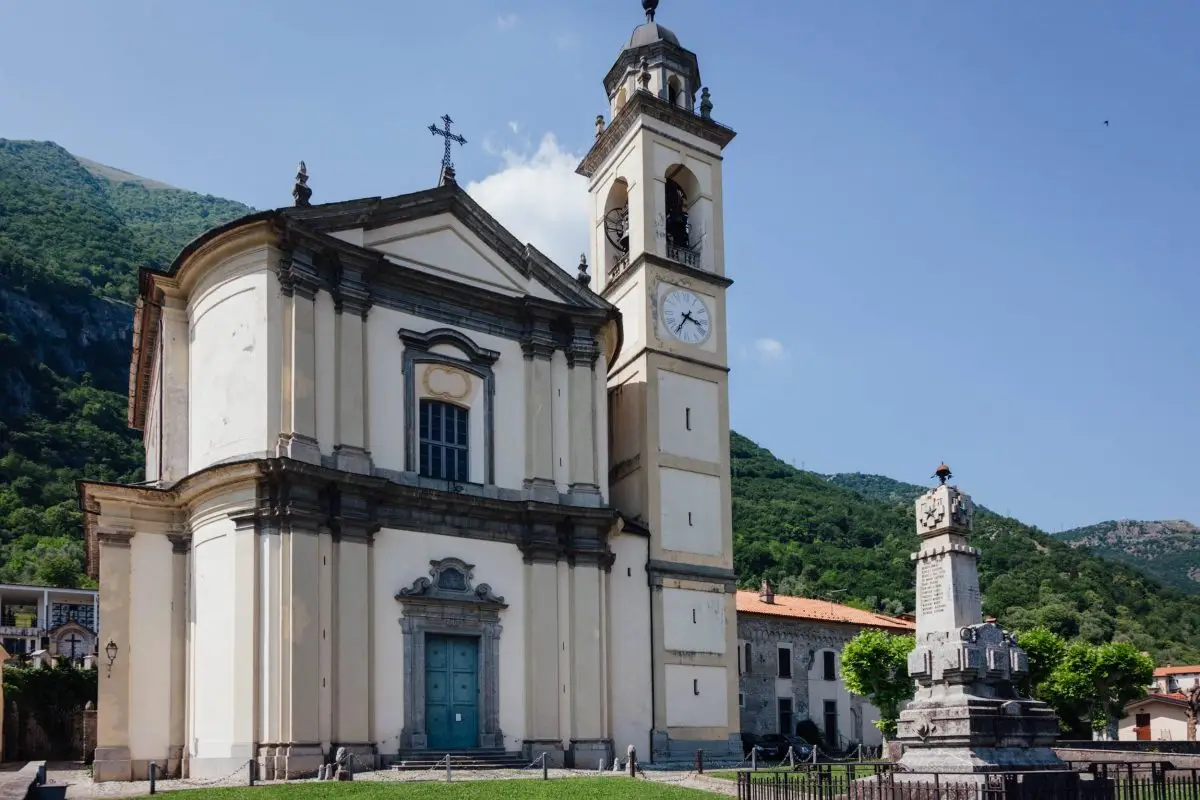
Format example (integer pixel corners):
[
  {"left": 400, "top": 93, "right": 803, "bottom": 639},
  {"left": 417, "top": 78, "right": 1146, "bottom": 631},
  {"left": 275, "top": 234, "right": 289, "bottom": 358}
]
[
  {"left": 2, "top": 139, "right": 1198, "bottom": 664},
  {"left": 0, "top": 139, "right": 251, "bottom": 587},
  {"left": 731, "top": 434, "right": 1200, "bottom": 664},
  {"left": 1054, "top": 519, "right": 1200, "bottom": 595}
]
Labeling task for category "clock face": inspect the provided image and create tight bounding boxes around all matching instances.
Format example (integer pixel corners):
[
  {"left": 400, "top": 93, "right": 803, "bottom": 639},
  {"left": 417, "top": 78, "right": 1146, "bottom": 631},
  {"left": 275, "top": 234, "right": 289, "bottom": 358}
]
[{"left": 661, "top": 288, "right": 712, "bottom": 345}]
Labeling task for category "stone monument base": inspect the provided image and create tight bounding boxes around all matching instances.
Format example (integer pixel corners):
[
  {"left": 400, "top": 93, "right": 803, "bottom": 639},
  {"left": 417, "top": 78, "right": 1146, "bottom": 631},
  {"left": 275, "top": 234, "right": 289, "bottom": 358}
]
[{"left": 897, "top": 745, "right": 1069, "bottom": 774}]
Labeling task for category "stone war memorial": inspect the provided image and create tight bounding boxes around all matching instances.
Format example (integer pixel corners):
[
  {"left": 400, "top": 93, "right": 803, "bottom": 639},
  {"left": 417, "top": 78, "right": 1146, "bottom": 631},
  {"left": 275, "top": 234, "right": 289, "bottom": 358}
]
[{"left": 894, "top": 464, "right": 1074, "bottom": 791}]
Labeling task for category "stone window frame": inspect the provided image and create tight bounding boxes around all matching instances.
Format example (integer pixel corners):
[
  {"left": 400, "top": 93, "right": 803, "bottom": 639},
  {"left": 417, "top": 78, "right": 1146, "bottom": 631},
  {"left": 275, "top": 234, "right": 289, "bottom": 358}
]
[
  {"left": 776, "top": 643, "right": 792, "bottom": 679},
  {"left": 395, "top": 557, "right": 508, "bottom": 751},
  {"left": 821, "top": 649, "right": 837, "bottom": 682},
  {"left": 399, "top": 328, "right": 500, "bottom": 486}
]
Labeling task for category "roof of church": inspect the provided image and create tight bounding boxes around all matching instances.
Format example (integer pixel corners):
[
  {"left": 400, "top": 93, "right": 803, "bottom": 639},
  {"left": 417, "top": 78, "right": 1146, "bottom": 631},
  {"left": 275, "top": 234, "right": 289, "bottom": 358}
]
[
  {"left": 736, "top": 590, "right": 916, "bottom": 633},
  {"left": 126, "top": 181, "right": 618, "bottom": 431}
]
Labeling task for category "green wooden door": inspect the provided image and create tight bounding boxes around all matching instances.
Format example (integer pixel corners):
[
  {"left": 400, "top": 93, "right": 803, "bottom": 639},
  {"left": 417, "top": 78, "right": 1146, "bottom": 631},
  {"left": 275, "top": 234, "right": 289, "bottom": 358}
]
[{"left": 425, "top": 635, "right": 479, "bottom": 750}]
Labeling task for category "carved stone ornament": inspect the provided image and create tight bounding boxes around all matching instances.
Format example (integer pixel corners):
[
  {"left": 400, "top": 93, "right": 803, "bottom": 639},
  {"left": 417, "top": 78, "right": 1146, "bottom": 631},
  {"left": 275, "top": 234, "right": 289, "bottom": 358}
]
[
  {"left": 396, "top": 557, "right": 507, "bottom": 607},
  {"left": 421, "top": 364, "right": 473, "bottom": 401},
  {"left": 917, "top": 495, "right": 946, "bottom": 533}
]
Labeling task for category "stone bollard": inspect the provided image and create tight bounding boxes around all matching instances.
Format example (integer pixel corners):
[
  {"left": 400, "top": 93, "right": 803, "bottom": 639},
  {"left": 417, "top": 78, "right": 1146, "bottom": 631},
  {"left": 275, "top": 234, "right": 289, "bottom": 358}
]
[
  {"left": 627, "top": 745, "right": 637, "bottom": 778},
  {"left": 613, "top": 757, "right": 622, "bottom": 773}
]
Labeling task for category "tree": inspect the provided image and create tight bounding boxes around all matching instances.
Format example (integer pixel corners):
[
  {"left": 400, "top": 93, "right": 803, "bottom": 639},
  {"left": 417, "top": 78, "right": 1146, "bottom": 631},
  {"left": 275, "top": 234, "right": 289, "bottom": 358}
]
[
  {"left": 1041, "top": 641, "right": 1155, "bottom": 739},
  {"left": 1015, "top": 627, "right": 1066, "bottom": 700},
  {"left": 1185, "top": 684, "right": 1200, "bottom": 743},
  {"left": 841, "top": 629, "right": 915, "bottom": 739}
]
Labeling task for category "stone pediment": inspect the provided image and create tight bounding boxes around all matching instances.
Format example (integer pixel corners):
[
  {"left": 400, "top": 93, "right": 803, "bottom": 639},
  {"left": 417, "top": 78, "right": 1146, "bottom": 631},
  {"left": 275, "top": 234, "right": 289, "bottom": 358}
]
[{"left": 395, "top": 557, "right": 507, "bottom": 609}]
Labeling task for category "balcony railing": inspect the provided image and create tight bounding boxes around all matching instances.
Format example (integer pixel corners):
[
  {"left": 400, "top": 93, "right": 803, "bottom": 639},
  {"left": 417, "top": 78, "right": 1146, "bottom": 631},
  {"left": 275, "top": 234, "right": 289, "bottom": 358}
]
[
  {"left": 0, "top": 625, "right": 42, "bottom": 638},
  {"left": 667, "top": 243, "right": 700, "bottom": 269}
]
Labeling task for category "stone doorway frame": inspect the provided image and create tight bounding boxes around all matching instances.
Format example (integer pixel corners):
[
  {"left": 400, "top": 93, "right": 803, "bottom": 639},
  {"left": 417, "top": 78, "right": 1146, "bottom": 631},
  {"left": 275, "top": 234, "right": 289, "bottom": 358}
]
[{"left": 396, "top": 557, "right": 506, "bottom": 751}]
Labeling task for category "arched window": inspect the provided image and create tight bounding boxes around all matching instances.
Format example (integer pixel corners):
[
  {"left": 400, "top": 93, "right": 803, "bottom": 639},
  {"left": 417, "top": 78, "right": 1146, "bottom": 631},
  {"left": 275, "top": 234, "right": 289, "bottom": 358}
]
[
  {"left": 667, "top": 75, "right": 683, "bottom": 107},
  {"left": 419, "top": 399, "right": 469, "bottom": 482}
]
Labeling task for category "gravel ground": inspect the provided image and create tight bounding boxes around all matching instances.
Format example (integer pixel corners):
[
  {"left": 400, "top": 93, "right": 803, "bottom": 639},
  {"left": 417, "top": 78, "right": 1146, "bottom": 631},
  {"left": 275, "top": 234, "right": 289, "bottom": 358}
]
[{"left": 47, "top": 762, "right": 734, "bottom": 798}]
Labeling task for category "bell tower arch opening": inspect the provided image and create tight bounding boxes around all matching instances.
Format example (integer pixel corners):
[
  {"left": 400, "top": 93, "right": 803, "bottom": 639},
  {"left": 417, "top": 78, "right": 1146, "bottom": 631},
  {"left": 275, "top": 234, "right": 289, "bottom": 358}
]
[
  {"left": 662, "top": 164, "right": 706, "bottom": 269},
  {"left": 603, "top": 178, "right": 632, "bottom": 282}
]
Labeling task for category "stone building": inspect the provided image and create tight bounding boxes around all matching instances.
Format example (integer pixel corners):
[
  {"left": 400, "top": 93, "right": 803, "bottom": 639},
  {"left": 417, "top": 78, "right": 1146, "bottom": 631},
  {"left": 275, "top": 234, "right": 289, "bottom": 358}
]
[
  {"left": 79, "top": 0, "right": 745, "bottom": 782},
  {"left": 737, "top": 583, "right": 915, "bottom": 750}
]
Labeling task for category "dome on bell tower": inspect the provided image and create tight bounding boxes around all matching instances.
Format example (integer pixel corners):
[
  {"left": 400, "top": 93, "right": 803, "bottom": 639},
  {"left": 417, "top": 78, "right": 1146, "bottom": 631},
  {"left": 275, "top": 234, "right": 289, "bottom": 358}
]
[{"left": 603, "top": 0, "right": 702, "bottom": 117}]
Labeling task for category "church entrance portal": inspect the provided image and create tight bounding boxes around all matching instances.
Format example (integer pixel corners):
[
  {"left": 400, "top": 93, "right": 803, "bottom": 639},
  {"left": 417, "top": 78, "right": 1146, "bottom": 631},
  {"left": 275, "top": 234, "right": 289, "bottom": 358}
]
[{"left": 425, "top": 634, "right": 480, "bottom": 750}]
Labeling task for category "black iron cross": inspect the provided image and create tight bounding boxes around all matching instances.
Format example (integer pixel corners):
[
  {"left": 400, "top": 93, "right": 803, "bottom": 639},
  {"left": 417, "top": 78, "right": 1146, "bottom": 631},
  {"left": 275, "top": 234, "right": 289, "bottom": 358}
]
[
  {"left": 428, "top": 114, "right": 467, "bottom": 170},
  {"left": 63, "top": 633, "right": 82, "bottom": 657}
]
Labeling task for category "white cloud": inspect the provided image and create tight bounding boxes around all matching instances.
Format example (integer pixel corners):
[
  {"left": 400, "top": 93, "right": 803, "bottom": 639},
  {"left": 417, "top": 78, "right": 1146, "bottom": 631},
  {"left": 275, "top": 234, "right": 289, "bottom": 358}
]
[
  {"left": 508, "top": 121, "right": 520, "bottom": 134},
  {"left": 465, "top": 133, "right": 589, "bottom": 272},
  {"left": 496, "top": 13, "right": 518, "bottom": 30},
  {"left": 750, "top": 337, "right": 788, "bottom": 363}
]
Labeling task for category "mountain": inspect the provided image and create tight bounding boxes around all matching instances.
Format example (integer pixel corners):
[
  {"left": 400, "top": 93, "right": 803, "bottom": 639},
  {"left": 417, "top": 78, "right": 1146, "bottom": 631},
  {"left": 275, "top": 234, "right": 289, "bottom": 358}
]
[
  {"left": 3, "top": 140, "right": 1199, "bottom": 664},
  {"left": 0, "top": 139, "right": 252, "bottom": 587},
  {"left": 1053, "top": 520, "right": 1200, "bottom": 595},
  {"left": 732, "top": 434, "right": 1200, "bottom": 664}
]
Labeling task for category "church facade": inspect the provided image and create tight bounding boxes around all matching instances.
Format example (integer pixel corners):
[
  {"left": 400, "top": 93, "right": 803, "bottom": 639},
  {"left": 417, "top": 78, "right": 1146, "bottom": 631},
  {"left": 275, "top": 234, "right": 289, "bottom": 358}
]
[{"left": 80, "top": 0, "right": 739, "bottom": 781}]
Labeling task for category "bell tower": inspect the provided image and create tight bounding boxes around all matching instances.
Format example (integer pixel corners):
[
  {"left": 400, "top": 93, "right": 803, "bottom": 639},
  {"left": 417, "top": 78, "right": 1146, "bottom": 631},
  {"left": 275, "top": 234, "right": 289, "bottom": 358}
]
[{"left": 578, "top": 0, "right": 740, "bottom": 759}]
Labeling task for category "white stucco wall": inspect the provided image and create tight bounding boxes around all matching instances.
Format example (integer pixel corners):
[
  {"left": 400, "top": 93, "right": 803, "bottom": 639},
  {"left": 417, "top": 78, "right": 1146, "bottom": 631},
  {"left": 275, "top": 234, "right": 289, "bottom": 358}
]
[
  {"left": 663, "top": 589, "right": 726, "bottom": 654},
  {"left": 365, "top": 307, "right": 527, "bottom": 489},
  {"left": 807, "top": 648, "right": 862, "bottom": 748},
  {"left": 607, "top": 533, "right": 651, "bottom": 756},
  {"left": 189, "top": 516, "right": 236, "bottom": 757},
  {"left": 371, "top": 529, "right": 527, "bottom": 753},
  {"left": 188, "top": 260, "right": 277, "bottom": 473},
  {"left": 1119, "top": 701, "right": 1192, "bottom": 741},
  {"left": 128, "top": 533, "right": 173, "bottom": 761},
  {"left": 659, "top": 469, "right": 722, "bottom": 555},
  {"left": 656, "top": 370, "right": 719, "bottom": 462},
  {"left": 665, "top": 665, "right": 728, "bottom": 728},
  {"left": 143, "top": 355, "right": 161, "bottom": 483}
]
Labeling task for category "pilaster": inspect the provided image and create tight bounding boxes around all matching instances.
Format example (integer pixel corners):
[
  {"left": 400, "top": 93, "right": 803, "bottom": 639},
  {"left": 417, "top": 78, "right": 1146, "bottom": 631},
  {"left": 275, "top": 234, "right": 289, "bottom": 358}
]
[
  {"left": 93, "top": 529, "right": 134, "bottom": 782},
  {"left": 522, "top": 320, "right": 556, "bottom": 502},
  {"left": 567, "top": 331, "right": 600, "bottom": 501},
  {"left": 277, "top": 252, "right": 321, "bottom": 465},
  {"left": 568, "top": 563, "right": 610, "bottom": 766},
  {"left": 523, "top": 557, "right": 563, "bottom": 765},
  {"left": 333, "top": 531, "right": 372, "bottom": 749},
  {"left": 167, "top": 533, "right": 189, "bottom": 777},
  {"left": 159, "top": 303, "right": 190, "bottom": 483},
  {"left": 333, "top": 263, "right": 372, "bottom": 475}
]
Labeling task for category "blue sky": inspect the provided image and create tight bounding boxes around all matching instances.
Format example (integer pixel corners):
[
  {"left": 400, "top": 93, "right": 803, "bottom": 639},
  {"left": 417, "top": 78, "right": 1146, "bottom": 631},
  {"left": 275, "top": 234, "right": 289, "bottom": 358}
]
[{"left": 2, "top": 0, "right": 1197, "bottom": 531}]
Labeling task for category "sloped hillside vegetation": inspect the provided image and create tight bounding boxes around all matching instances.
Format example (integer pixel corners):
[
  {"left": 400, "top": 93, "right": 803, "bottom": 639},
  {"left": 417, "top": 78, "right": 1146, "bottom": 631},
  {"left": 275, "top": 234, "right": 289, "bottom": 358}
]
[
  {"left": 0, "top": 140, "right": 251, "bottom": 587},
  {"left": 730, "top": 434, "right": 1200, "bottom": 664}
]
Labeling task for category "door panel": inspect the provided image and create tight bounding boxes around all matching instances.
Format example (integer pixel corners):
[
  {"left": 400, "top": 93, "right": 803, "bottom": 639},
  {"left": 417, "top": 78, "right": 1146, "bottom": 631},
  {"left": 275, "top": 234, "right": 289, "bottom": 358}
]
[{"left": 425, "top": 634, "right": 479, "bottom": 750}]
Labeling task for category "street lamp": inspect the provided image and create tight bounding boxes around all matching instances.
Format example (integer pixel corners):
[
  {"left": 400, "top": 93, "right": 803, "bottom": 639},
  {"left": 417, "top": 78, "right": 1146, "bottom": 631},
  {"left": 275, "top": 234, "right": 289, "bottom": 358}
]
[{"left": 104, "top": 639, "right": 118, "bottom": 677}]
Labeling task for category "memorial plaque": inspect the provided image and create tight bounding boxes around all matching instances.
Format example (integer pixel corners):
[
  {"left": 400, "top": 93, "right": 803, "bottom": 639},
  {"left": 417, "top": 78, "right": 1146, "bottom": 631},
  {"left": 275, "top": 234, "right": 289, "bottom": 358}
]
[{"left": 918, "top": 556, "right": 947, "bottom": 616}]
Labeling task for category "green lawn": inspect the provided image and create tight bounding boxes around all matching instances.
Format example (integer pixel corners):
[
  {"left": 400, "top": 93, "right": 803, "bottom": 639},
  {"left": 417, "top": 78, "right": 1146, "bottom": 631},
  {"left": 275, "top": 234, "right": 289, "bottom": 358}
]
[{"left": 165, "top": 777, "right": 717, "bottom": 799}]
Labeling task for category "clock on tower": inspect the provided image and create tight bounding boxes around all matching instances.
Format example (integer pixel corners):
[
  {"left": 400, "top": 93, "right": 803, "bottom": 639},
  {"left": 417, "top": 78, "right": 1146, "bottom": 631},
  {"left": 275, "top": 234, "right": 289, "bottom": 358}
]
[{"left": 577, "top": 0, "right": 740, "bottom": 761}]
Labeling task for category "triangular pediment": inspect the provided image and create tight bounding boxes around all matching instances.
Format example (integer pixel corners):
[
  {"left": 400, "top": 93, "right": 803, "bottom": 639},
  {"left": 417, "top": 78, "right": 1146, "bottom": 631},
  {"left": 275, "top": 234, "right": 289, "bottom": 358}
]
[{"left": 282, "top": 183, "right": 608, "bottom": 310}]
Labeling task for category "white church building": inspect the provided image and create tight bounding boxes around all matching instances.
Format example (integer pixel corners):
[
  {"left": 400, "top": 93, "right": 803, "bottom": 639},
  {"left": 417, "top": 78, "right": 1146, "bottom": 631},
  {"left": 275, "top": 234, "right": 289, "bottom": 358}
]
[{"left": 80, "top": 0, "right": 741, "bottom": 781}]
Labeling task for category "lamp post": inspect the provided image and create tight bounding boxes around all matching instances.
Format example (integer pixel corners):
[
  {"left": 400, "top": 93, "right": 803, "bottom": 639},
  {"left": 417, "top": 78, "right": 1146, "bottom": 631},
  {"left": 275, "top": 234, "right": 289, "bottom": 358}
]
[{"left": 104, "top": 639, "right": 118, "bottom": 678}]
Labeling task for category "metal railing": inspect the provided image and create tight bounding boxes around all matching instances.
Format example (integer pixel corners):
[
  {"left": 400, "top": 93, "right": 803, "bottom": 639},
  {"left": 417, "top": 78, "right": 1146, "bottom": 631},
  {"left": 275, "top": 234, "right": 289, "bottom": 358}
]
[{"left": 734, "top": 764, "right": 1200, "bottom": 800}]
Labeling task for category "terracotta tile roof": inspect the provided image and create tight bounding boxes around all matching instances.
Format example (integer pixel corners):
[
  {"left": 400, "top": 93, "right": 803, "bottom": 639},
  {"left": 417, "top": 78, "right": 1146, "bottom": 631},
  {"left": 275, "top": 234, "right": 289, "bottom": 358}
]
[
  {"left": 736, "top": 590, "right": 916, "bottom": 632},
  {"left": 1125, "top": 692, "right": 1187, "bottom": 710},
  {"left": 1154, "top": 665, "right": 1200, "bottom": 677}
]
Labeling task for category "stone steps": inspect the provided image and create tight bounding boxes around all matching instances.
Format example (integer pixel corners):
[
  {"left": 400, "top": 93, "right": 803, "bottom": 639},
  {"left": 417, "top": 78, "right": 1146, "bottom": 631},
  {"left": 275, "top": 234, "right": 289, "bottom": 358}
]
[{"left": 390, "top": 749, "right": 531, "bottom": 772}]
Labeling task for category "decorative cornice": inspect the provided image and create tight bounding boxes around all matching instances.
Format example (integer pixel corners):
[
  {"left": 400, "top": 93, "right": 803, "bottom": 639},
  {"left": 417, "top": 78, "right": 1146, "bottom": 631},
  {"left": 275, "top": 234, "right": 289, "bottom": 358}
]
[
  {"left": 647, "top": 559, "right": 737, "bottom": 591},
  {"left": 602, "top": 250, "right": 733, "bottom": 302},
  {"left": 399, "top": 327, "right": 500, "bottom": 367},
  {"left": 577, "top": 90, "right": 737, "bottom": 180},
  {"left": 96, "top": 529, "right": 134, "bottom": 548}
]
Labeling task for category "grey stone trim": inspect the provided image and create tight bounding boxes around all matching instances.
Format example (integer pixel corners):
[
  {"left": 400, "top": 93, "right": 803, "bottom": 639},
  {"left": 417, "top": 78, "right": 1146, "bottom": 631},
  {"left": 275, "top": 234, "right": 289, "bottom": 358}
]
[
  {"left": 277, "top": 433, "right": 322, "bottom": 465},
  {"left": 602, "top": 40, "right": 702, "bottom": 112},
  {"left": 333, "top": 444, "right": 373, "bottom": 476},
  {"left": 218, "top": 457, "right": 618, "bottom": 565},
  {"left": 96, "top": 530, "right": 135, "bottom": 547},
  {"left": 646, "top": 559, "right": 737, "bottom": 590},
  {"left": 397, "top": 558, "right": 506, "bottom": 751},
  {"left": 166, "top": 533, "right": 191, "bottom": 554},
  {"left": 399, "top": 327, "right": 498, "bottom": 485},
  {"left": 577, "top": 90, "right": 737, "bottom": 180},
  {"left": 602, "top": 251, "right": 733, "bottom": 301}
]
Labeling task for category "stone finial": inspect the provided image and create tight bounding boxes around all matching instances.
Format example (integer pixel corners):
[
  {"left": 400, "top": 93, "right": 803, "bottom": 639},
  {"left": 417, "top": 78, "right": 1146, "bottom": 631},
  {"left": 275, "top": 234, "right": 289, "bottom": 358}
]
[
  {"left": 700, "top": 87, "right": 713, "bottom": 119},
  {"left": 293, "top": 161, "right": 312, "bottom": 207},
  {"left": 439, "top": 164, "right": 457, "bottom": 187},
  {"left": 595, "top": 114, "right": 606, "bottom": 138},
  {"left": 638, "top": 57, "right": 652, "bottom": 91},
  {"left": 759, "top": 579, "right": 774, "bottom": 604},
  {"left": 577, "top": 254, "right": 591, "bottom": 287},
  {"left": 643, "top": 0, "right": 659, "bottom": 23},
  {"left": 933, "top": 462, "right": 952, "bottom": 485}
]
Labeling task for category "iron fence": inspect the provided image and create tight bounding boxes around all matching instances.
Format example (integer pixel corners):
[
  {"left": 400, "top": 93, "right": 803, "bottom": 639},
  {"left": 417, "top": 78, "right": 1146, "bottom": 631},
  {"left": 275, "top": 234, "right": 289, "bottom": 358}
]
[{"left": 734, "top": 766, "right": 1200, "bottom": 800}]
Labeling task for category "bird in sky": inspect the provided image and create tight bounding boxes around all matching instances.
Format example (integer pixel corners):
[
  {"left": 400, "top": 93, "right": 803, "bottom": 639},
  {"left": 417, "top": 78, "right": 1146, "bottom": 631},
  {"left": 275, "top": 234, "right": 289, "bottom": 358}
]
[{"left": 1104, "top": 120, "right": 1110, "bottom": 126}]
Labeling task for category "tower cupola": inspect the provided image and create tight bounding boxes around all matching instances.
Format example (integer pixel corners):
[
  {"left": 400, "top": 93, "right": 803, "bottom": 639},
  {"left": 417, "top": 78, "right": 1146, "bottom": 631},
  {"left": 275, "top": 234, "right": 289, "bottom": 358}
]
[{"left": 604, "top": 0, "right": 702, "bottom": 117}]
